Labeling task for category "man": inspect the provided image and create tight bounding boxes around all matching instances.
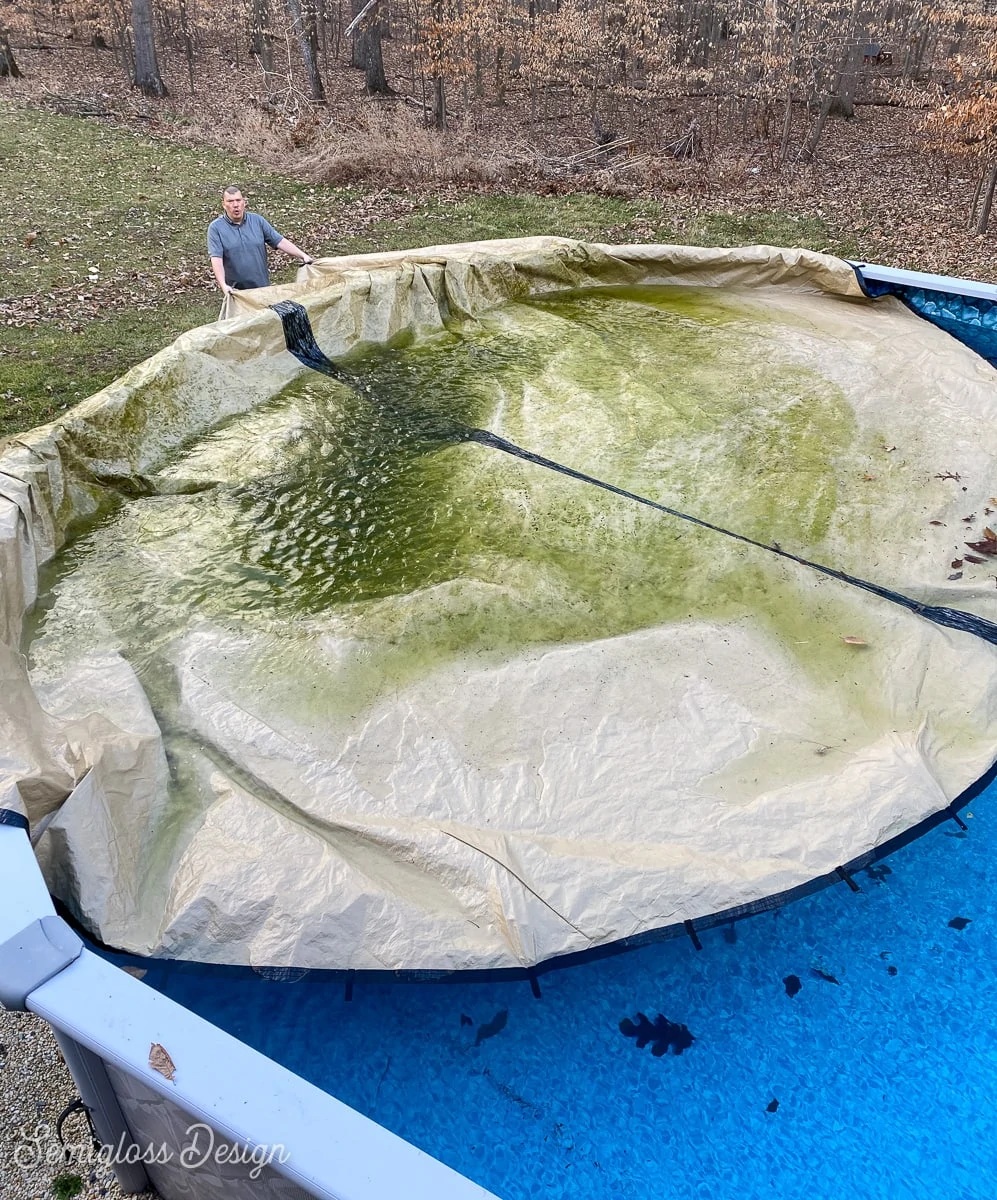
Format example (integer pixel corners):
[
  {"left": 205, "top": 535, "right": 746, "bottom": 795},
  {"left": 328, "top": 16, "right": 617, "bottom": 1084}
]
[{"left": 207, "top": 185, "right": 314, "bottom": 293}]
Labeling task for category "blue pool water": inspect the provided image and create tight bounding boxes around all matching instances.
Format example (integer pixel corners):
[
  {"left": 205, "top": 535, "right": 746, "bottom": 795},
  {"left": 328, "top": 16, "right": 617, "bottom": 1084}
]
[{"left": 125, "top": 784, "right": 997, "bottom": 1200}]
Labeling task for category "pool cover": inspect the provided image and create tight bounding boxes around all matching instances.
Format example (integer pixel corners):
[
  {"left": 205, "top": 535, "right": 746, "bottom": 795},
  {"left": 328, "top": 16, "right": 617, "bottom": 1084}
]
[{"left": 3, "top": 238, "right": 997, "bottom": 971}]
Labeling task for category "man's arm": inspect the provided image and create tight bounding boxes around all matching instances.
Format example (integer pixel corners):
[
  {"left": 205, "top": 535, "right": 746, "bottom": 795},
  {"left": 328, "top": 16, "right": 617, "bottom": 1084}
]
[
  {"left": 276, "top": 237, "right": 314, "bottom": 265},
  {"left": 209, "top": 255, "right": 231, "bottom": 294}
]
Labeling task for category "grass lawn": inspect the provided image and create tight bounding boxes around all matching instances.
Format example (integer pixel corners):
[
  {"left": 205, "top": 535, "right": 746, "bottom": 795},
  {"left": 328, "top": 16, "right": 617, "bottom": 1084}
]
[{"left": 0, "top": 103, "right": 859, "bottom": 441}]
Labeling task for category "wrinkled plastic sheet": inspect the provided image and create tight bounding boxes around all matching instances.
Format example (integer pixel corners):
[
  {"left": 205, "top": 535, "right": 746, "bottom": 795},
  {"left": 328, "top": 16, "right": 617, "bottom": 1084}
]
[{"left": 3, "top": 237, "right": 997, "bottom": 971}]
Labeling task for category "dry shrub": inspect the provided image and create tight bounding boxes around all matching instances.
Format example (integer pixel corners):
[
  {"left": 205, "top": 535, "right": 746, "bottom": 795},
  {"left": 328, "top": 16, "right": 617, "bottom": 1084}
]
[{"left": 298, "top": 102, "right": 534, "bottom": 186}]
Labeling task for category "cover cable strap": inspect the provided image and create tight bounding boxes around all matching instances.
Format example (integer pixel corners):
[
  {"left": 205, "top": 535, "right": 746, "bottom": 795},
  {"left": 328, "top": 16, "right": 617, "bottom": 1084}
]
[{"left": 271, "top": 300, "right": 997, "bottom": 650}]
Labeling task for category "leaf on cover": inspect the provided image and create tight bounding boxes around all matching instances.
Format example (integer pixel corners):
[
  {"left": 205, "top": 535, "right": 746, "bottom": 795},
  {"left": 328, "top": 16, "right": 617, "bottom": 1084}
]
[
  {"left": 149, "top": 1043, "right": 176, "bottom": 1082},
  {"left": 966, "top": 553, "right": 987, "bottom": 564},
  {"left": 948, "top": 572, "right": 963, "bottom": 580},
  {"left": 966, "top": 536, "right": 997, "bottom": 555},
  {"left": 951, "top": 559, "right": 964, "bottom": 569},
  {"left": 841, "top": 636, "right": 867, "bottom": 646}
]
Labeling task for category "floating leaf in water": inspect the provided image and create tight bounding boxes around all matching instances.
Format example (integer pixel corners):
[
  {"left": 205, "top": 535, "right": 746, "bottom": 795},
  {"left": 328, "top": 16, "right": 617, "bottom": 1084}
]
[
  {"left": 783, "top": 975, "right": 802, "bottom": 998},
  {"left": 766, "top": 1099, "right": 780, "bottom": 1113},
  {"left": 948, "top": 916, "right": 972, "bottom": 930},
  {"left": 841, "top": 636, "right": 867, "bottom": 645},
  {"left": 149, "top": 1043, "right": 176, "bottom": 1082}
]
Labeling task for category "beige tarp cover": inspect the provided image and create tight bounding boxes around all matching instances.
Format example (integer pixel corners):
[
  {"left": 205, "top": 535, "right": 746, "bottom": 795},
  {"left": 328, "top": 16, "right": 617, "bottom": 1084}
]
[{"left": 3, "top": 237, "right": 997, "bottom": 971}]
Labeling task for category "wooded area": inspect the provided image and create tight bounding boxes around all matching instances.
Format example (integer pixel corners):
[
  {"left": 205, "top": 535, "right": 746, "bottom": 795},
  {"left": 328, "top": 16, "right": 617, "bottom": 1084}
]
[{"left": 3, "top": 2, "right": 997, "bottom": 226}]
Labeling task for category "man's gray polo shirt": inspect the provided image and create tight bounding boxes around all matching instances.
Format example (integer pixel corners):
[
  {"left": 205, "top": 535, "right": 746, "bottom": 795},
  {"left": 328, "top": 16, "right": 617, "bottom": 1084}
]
[{"left": 207, "top": 212, "right": 282, "bottom": 289}]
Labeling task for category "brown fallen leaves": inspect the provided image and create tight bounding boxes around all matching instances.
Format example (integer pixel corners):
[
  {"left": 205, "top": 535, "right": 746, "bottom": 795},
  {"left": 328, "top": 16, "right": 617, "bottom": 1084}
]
[
  {"left": 149, "top": 1042, "right": 177, "bottom": 1082},
  {"left": 965, "top": 527, "right": 997, "bottom": 556}
]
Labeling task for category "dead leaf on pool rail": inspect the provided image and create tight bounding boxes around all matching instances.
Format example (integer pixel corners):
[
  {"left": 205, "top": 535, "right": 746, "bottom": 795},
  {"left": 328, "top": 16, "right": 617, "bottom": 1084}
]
[
  {"left": 149, "top": 1043, "right": 176, "bottom": 1082},
  {"left": 841, "top": 636, "right": 867, "bottom": 646}
]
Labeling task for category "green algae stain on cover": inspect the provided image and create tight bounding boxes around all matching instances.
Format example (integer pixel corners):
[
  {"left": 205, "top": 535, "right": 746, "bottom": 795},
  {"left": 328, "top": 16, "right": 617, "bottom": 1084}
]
[{"left": 28, "top": 285, "right": 876, "bottom": 720}]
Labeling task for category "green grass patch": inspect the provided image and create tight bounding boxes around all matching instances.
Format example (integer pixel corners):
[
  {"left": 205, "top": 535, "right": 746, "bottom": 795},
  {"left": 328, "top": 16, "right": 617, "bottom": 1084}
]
[
  {"left": 355, "top": 194, "right": 859, "bottom": 260},
  {"left": 679, "top": 209, "right": 860, "bottom": 258},
  {"left": 348, "top": 192, "right": 668, "bottom": 251},
  {"left": 1, "top": 303, "right": 217, "bottom": 437}
]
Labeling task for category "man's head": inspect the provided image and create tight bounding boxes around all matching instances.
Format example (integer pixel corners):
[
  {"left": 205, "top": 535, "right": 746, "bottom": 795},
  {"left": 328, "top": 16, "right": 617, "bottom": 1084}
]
[{"left": 221, "top": 186, "right": 246, "bottom": 224}]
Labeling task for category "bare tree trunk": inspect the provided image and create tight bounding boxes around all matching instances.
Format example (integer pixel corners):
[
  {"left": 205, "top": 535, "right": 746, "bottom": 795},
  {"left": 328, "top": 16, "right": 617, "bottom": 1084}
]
[
  {"left": 976, "top": 161, "right": 997, "bottom": 235},
  {"left": 828, "top": 42, "right": 861, "bottom": 119},
  {"left": 430, "top": 0, "right": 445, "bottom": 128},
  {"left": 0, "top": 31, "right": 21, "bottom": 77},
  {"left": 285, "top": 0, "right": 325, "bottom": 100},
  {"left": 350, "top": 0, "right": 365, "bottom": 67},
  {"left": 969, "top": 169, "right": 985, "bottom": 230},
  {"left": 778, "top": 18, "right": 801, "bottom": 168},
  {"left": 361, "top": 14, "right": 390, "bottom": 93},
  {"left": 432, "top": 73, "right": 446, "bottom": 129},
  {"left": 315, "top": 0, "right": 328, "bottom": 67},
  {"left": 177, "top": 0, "right": 195, "bottom": 92},
  {"left": 800, "top": 95, "right": 831, "bottom": 161},
  {"left": 131, "top": 0, "right": 167, "bottom": 96},
  {"left": 250, "top": 0, "right": 275, "bottom": 79}
]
